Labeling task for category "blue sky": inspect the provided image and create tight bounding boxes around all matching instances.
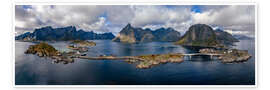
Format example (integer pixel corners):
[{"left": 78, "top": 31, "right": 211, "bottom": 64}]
[
  {"left": 191, "top": 5, "right": 202, "bottom": 13},
  {"left": 15, "top": 5, "right": 255, "bottom": 37}
]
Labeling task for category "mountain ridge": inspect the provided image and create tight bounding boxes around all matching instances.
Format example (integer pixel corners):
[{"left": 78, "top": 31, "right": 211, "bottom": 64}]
[
  {"left": 175, "top": 24, "right": 239, "bottom": 47},
  {"left": 112, "top": 23, "right": 181, "bottom": 43},
  {"left": 15, "top": 26, "right": 115, "bottom": 41}
]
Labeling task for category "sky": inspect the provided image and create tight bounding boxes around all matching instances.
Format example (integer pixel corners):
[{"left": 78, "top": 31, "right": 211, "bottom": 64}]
[{"left": 15, "top": 5, "right": 255, "bottom": 37}]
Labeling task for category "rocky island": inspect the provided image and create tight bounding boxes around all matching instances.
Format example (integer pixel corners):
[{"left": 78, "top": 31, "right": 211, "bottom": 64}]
[
  {"left": 24, "top": 42, "right": 75, "bottom": 64},
  {"left": 70, "top": 40, "right": 96, "bottom": 47},
  {"left": 67, "top": 40, "right": 96, "bottom": 52}
]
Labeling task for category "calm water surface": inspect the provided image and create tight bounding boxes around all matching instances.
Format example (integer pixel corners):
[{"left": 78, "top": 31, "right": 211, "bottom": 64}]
[{"left": 15, "top": 40, "right": 255, "bottom": 85}]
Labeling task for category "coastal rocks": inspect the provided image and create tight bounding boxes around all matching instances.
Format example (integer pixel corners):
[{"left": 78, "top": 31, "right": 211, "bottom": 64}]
[
  {"left": 67, "top": 46, "right": 88, "bottom": 52},
  {"left": 67, "top": 40, "right": 96, "bottom": 52},
  {"left": 70, "top": 40, "right": 96, "bottom": 47},
  {"left": 218, "top": 50, "right": 251, "bottom": 63},
  {"left": 124, "top": 59, "right": 138, "bottom": 64},
  {"left": 199, "top": 48, "right": 252, "bottom": 63}
]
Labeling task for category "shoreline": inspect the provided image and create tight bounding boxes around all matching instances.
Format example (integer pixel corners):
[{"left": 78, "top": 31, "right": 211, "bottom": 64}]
[{"left": 22, "top": 41, "right": 252, "bottom": 69}]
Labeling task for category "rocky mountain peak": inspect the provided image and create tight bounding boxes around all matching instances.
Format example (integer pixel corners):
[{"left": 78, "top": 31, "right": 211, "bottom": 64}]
[
  {"left": 175, "top": 24, "right": 239, "bottom": 47},
  {"left": 113, "top": 23, "right": 181, "bottom": 43}
]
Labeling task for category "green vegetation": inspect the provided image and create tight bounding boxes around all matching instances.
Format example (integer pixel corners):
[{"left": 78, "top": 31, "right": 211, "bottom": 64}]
[
  {"left": 25, "top": 42, "right": 59, "bottom": 57},
  {"left": 175, "top": 33, "right": 220, "bottom": 47},
  {"left": 25, "top": 42, "right": 75, "bottom": 64}
]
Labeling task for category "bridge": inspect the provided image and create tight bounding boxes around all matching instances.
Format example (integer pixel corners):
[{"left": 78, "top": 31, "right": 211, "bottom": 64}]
[{"left": 182, "top": 53, "right": 223, "bottom": 60}]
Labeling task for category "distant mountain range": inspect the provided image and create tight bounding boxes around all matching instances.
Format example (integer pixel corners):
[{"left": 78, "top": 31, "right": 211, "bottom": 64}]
[
  {"left": 15, "top": 26, "right": 115, "bottom": 41},
  {"left": 175, "top": 24, "right": 239, "bottom": 47},
  {"left": 16, "top": 23, "right": 243, "bottom": 48},
  {"left": 215, "top": 29, "right": 239, "bottom": 45},
  {"left": 233, "top": 35, "right": 254, "bottom": 40},
  {"left": 112, "top": 24, "right": 181, "bottom": 43}
]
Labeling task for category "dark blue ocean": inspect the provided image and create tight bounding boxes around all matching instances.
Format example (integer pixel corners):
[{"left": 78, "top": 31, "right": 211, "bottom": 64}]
[{"left": 15, "top": 40, "right": 255, "bottom": 85}]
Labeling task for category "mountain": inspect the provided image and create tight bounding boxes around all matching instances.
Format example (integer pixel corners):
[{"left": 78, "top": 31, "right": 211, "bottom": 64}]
[
  {"left": 112, "top": 24, "right": 181, "bottom": 43},
  {"left": 15, "top": 26, "right": 115, "bottom": 41},
  {"left": 233, "top": 35, "right": 253, "bottom": 40},
  {"left": 175, "top": 24, "right": 239, "bottom": 47},
  {"left": 152, "top": 27, "right": 182, "bottom": 42},
  {"left": 215, "top": 29, "right": 239, "bottom": 45},
  {"left": 175, "top": 24, "right": 219, "bottom": 47}
]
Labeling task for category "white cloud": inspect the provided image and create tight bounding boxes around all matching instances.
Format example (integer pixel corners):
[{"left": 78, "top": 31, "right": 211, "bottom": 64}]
[
  {"left": 192, "top": 5, "right": 255, "bottom": 26},
  {"left": 15, "top": 5, "right": 255, "bottom": 37},
  {"left": 191, "top": 5, "right": 255, "bottom": 37},
  {"left": 131, "top": 6, "right": 191, "bottom": 26}
]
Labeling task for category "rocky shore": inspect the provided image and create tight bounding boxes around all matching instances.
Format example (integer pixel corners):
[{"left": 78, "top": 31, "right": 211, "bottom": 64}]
[
  {"left": 199, "top": 48, "right": 251, "bottom": 63},
  {"left": 125, "top": 53, "right": 184, "bottom": 69}
]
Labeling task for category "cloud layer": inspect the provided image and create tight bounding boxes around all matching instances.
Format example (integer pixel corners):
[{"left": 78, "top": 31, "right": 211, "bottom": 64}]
[{"left": 15, "top": 5, "right": 255, "bottom": 37}]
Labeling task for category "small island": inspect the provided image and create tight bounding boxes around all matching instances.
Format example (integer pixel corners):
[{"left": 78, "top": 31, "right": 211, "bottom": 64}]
[
  {"left": 24, "top": 42, "right": 75, "bottom": 64},
  {"left": 67, "top": 40, "right": 96, "bottom": 52}
]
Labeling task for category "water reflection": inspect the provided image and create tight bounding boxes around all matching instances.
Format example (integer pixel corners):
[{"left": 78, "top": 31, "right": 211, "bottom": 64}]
[{"left": 15, "top": 40, "right": 255, "bottom": 85}]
